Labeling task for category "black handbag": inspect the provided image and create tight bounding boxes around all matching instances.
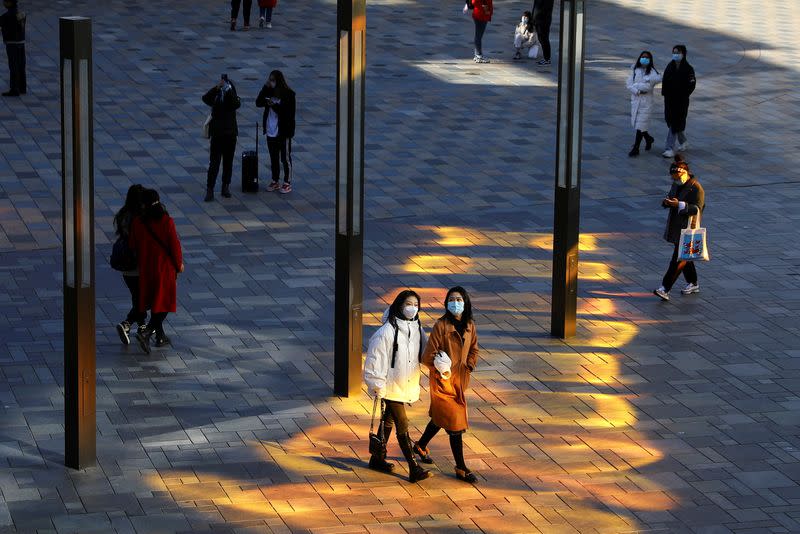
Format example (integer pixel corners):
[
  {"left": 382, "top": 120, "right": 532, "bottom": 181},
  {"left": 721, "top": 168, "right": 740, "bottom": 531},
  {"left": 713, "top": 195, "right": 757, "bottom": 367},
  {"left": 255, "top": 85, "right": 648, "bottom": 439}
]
[
  {"left": 368, "top": 397, "right": 386, "bottom": 456},
  {"left": 110, "top": 235, "right": 136, "bottom": 272}
]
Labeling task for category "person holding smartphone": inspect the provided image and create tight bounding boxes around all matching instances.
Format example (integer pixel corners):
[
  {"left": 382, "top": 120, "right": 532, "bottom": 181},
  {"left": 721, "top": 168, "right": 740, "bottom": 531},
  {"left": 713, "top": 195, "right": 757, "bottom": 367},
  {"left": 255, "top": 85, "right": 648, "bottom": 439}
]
[
  {"left": 255, "top": 70, "right": 296, "bottom": 194},
  {"left": 202, "top": 74, "right": 241, "bottom": 202}
]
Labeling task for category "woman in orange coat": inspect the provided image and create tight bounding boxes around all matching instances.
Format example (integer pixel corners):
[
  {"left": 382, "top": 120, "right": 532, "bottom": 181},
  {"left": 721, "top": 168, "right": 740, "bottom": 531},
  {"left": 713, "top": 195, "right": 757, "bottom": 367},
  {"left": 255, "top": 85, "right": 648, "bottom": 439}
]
[{"left": 413, "top": 286, "right": 480, "bottom": 483}]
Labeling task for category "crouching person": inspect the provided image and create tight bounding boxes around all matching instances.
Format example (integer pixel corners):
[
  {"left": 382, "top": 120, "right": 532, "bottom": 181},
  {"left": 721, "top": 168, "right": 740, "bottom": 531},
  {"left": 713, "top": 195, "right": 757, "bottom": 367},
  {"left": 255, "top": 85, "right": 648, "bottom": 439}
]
[{"left": 363, "top": 290, "right": 433, "bottom": 483}]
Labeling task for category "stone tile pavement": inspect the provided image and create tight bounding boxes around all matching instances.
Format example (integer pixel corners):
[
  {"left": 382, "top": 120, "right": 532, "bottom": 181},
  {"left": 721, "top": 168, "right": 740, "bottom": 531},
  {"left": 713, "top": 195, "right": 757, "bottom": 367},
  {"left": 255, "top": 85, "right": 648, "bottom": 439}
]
[{"left": 1, "top": 0, "right": 800, "bottom": 532}]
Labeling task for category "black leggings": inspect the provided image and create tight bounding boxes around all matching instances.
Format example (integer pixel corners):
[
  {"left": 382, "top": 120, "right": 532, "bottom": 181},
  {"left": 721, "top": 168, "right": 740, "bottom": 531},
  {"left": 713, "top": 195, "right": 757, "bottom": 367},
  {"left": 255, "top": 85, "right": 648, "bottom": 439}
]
[
  {"left": 148, "top": 312, "right": 169, "bottom": 337},
  {"left": 662, "top": 243, "right": 698, "bottom": 292},
  {"left": 122, "top": 275, "right": 147, "bottom": 325},
  {"left": 266, "top": 136, "right": 292, "bottom": 183},
  {"left": 381, "top": 399, "right": 409, "bottom": 436},
  {"left": 417, "top": 420, "right": 467, "bottom": 470},
  {"left": 230, "top": 0, "right": 252, "bottom": 25},
  {"left": 534, "top": 18, "right": 552, "bottom": 61}
]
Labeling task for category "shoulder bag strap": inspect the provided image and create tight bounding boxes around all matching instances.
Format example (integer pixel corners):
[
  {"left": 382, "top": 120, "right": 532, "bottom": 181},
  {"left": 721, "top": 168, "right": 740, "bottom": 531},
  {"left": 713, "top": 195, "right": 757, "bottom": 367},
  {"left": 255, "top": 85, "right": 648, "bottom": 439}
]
[
  {"left": 143, "top": 221, "right": 179, "bottom": 272},
  {"left": 390, "top": 323, "right": 399, "bottom": 369}
]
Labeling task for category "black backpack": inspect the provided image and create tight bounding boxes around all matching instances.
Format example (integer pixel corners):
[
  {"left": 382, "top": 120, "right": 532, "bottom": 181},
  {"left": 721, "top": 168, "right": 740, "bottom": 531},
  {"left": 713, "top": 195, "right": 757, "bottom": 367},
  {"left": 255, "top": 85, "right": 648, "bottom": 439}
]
[{"left": 110, "top": 235, "right": 137, "bottom": 272}]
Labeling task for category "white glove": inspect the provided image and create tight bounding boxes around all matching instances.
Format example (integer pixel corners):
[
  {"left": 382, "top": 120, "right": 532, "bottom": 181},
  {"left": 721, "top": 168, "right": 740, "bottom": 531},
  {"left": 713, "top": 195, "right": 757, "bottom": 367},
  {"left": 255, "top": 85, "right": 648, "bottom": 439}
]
[{"left": 434, "top": 351, "right": 452, "bottom": 379}]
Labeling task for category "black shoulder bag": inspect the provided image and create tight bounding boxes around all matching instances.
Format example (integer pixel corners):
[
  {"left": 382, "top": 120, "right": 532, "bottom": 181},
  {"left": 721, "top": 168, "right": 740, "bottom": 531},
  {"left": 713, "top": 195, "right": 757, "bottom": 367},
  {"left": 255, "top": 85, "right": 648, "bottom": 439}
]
[{"left": 368, "top": 397, "right": 386, "bottom": 456}]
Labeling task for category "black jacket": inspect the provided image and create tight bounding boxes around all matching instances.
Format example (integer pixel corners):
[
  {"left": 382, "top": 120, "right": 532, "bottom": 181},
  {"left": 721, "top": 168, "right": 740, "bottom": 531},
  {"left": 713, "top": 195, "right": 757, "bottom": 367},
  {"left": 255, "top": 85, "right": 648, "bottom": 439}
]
[
  {"left": 255, "top": 85, "right": 296, "bottom": 139},
  {"left": 662, "top": 177, "right": 705, "bottom": 244},
  {"left": 0, "top": 7, "right": 25, "bottom": 43},
  {"left": 532, "top": 0, "right": 555, "bottom": 23},
  {"left": 202, "top": 84, "right": 241, "bottom": 138},
  {"left": 661, "top": 60, "right": 696, "bottom": 131}
]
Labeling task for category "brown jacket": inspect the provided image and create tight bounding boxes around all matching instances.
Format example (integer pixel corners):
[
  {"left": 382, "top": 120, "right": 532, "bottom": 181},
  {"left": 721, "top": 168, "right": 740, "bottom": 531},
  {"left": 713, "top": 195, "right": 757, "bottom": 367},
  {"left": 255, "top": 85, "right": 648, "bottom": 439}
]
[{"left": 422, "top": 317, "right": 479, "bottom": 432}]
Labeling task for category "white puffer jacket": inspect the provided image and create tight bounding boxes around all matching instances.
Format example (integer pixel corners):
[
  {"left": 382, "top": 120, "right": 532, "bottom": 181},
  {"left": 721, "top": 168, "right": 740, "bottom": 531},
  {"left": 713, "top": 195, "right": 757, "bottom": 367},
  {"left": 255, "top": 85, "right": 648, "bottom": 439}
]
[{"left": 363, "top": 312, "right": 427, "bottom": 403}]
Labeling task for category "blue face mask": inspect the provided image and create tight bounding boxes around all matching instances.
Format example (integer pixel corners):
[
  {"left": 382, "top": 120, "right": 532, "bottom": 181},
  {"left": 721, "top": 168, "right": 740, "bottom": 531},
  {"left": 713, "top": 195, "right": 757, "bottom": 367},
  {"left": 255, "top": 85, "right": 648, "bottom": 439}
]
[
  {"left": 672, "top": 53, "right": 683, "bottom": 62},
  {"left": 639, "top": 57, "right": 650, "bottom": 66},
  {"left": 447, "top": 301, "right": 465, "bottom": 316}
]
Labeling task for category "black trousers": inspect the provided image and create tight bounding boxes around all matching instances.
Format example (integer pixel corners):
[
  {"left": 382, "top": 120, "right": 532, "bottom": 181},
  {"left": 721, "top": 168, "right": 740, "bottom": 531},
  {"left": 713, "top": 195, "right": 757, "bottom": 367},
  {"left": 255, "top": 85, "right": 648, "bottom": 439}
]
[
  {"left": 5, "top": 43, "right": 25, "bottom": 94},
  {"left": 231, "top": 0, "right": 252, "bottom": 25},
  {"left": 266, "top": 136, "right": 292, "bottom": 183},
  {"left": 122, "top": 275, "right": 147, "bottom": 325},
  {"left": 534, "top": 18, "right": 552, "bottom": 61},
  {"left": 207, "top": 135, "right": 236, "bottom": 190},
  {"left": 148, "top": 312, "right": 169, "bottom": 338},
  {"left": 662, "top": 243, "right": 698, "bottom": 292},
  {"left": 381, "top": 400, "right": 409, "bottom": 436}
]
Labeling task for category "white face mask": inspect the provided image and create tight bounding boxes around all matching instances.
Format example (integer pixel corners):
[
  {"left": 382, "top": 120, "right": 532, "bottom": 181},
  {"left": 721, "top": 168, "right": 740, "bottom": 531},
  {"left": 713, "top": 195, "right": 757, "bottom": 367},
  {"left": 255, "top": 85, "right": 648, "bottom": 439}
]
[
  {"left": 522, "top": 17, "right": 528, "bottom": 24},
  {"left": 402, "top": 306, "right": 418, "bottom": 320}
]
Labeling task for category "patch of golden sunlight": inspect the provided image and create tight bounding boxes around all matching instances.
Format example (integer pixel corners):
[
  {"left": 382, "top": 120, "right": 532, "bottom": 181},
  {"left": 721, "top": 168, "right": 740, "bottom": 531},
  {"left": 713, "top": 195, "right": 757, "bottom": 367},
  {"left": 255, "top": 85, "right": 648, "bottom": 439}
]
[
  {"left": 419, "top": 226, "right": 602, "bottom": 252},
  {"left": 401, "top": 254, "right": 610, "bottom": 280}
]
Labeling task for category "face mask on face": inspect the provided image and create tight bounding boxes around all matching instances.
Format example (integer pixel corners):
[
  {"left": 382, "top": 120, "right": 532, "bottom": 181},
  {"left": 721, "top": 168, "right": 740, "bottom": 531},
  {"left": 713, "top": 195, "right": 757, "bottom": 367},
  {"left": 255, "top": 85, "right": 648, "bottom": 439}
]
[
  {"left": 639, "top": 57, "right": 650, "bottom": 66},
  {"left": 402, "top": 306, "right": 418, "bottom": 320},
  {"left": 672, "top": 53, "right": 683, "bottom": 62},
  {"left": 522, "top": 17, "right": 528, "bottom": 24},
  {"left": 447, "top": 301, "right": 465, "bottom": 316}
]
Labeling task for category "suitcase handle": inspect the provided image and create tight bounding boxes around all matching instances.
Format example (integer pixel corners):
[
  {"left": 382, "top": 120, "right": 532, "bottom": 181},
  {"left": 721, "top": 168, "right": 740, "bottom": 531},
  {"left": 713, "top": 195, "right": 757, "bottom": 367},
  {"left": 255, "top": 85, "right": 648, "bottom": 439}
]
[{"left": 255, "top": 121, "right": 259, "bottom": 157}]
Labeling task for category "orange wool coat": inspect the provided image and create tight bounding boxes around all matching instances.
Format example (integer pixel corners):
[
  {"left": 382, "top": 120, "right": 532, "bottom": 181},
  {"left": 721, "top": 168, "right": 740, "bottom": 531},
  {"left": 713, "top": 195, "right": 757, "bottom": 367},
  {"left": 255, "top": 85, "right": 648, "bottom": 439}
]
[{"left": 421, "top": 317, "right": 479, "bottom": 432}]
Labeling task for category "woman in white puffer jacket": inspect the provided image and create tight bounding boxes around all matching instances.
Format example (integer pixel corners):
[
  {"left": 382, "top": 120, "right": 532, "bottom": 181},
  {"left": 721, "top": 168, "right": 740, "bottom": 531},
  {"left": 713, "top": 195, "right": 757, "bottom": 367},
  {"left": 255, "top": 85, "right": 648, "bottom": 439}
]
[
  {"left": 363, "top": 290, "right": 433, "bottom": 483},
  {"left": 626, "top": 50, "right": 662, "bottom": 157}
]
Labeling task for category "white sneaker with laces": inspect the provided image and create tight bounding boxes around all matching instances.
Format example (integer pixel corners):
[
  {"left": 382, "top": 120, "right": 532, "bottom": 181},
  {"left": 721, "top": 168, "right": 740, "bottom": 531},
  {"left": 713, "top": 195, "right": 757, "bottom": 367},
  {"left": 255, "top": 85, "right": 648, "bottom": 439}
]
[
  {"left": 662, "top": 149, "right": 675, "bottom": 158},
  {"left": 653, "top": 287, "right": 670, "bottom": 301},
  {"left": 681, "top": 283, "right": 700, "bottom": 295},
  {"left": 677, "top": 140, "right": 689, "bottom": 152}
]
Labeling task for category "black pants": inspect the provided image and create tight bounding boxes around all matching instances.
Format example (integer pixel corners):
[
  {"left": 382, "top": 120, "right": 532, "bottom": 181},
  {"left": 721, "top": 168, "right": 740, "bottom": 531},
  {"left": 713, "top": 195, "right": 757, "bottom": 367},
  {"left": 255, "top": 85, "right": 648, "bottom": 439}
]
[
  {"left": 207, "top": 135, "right": 236, "bottom": 190},
  {"left": 417, "top": 420, "right": 467, "bottom": 470},
  {"left": 266, "top": 136, "right": 292, "bottom": 183},
  {"left": 5, "top": 43, "right": 25, "bottom": 94},
  {"left": 473, "top": 19, "right": 487, "bottom": 57},
  {"left": 381, "top": 400, "right": 409, "bottom": 437},
  {"left": 123, "top": 275, "right": 147, "bottom": 325},
  {"left": 148, "top": 312, "right": 169, "bottom": 338},
  {"left": 231, "top": 0, "right": 252, "bottom": 25},
  {"left": 534, "top": 18, "right": 552, "bottom": 61},
  {"left": 662, "top": 243, "right": 698, "bottom": 292}
]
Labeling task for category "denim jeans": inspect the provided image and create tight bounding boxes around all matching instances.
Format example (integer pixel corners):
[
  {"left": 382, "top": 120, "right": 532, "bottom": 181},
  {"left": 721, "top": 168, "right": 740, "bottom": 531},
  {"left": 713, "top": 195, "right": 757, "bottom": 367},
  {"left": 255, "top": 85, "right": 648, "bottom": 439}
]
[
  {"left": 259, "top": 7, "right": 273, "bottom": 22},
  {"left": 473, "top": 19, "right": 487, "bottom": 57},
  {"left": 665, "top": 128, "right": 687, "bottom": 151}
]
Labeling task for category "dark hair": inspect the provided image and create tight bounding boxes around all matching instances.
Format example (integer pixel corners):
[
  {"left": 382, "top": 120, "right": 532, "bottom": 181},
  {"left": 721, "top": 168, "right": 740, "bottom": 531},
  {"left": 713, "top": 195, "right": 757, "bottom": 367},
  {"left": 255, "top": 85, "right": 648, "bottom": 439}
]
[
  {"left": 388, "top": 289, "right": 421, "bottom": 324},
  {"left": 522, "top": 11, "right": 534, "bottom": 33},
  {"left": 669, "top": 154, "right": 691, "bottom": 175},
  {"left": 442, "top": 286, "right": 473, "bottom": 327},
  {"left": 268, "top": 70, "right": 292, "bottom": 97},
  {"left": 141, "top": 188, "right": 168, "bottom": 222},
  {"left": 114, "top": 184, "right": 145, "bottom": 237},
  {"left": 635, "top": 50, "right": 658, "bottom": 75},
  {"left": 672, "top": 44, "right": 688, "bottom": 59}
]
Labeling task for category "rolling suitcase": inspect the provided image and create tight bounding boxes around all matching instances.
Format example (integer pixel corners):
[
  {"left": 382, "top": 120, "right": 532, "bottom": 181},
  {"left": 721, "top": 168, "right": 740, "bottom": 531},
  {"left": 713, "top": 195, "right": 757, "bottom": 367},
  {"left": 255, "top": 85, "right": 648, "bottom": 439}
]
[{"left": 242, "top": 122, "right": 259, "bottom": 193}]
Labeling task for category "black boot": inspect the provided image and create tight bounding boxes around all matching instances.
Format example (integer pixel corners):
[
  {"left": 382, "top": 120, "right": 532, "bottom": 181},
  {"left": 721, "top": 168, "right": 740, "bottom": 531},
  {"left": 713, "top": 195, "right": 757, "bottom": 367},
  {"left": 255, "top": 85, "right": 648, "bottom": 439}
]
[
  {"left": 398, "top": 433, "right": 432, "bottom": 483},
  {"left": 643, "top": 131, "right": 655, "bottom": 151},
  {"left": 368, "top": 422, "right": 395, "bottom": 473},
  {"left": 221, "top": 183, "right": 232, "bottom": 198},
  {"left": 204, "top": 188, "right": 214, "bottom": 202},
  {"left": 629, "top": 130, "right": 643, "bottom": 157}
]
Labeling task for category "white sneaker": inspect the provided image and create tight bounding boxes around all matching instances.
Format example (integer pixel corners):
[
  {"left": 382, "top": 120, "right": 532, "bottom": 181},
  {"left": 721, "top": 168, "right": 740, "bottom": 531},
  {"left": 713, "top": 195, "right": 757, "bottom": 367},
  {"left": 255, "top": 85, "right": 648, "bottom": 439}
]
[
  {"left": 653, "top": 287, "right": 670, "bottom": 301},
  {"left": 661, "top": 149, "right": 675, "bottom": 158},
  {"left": 266, "top": 22, "right": 272, "bottom": 28},
  {"left": 677, "top": 141, "right": 689, "bottom": 152},
  {"left": 681, "top": 283, "right": 700, "bottom": 295}
]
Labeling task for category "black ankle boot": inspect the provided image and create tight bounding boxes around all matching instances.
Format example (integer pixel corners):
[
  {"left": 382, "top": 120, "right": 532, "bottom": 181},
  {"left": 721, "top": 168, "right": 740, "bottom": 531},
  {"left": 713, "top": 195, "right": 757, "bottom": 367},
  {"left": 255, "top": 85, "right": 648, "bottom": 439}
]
[
  {"left": 221, "top": 184, "right": 231, "bottom": 198},
  {"left": 398, "top": 433, "right": 432, "bottom": 483},
  {"left": 368, "top": 454, "right": 394, "bottom": 473},
  {"left": 204, "top": 188, "right": 214, "bottom": 202},
  {"left": 628, "top": 146, "right": 640, "bottom": 157},
  {"left": 644, "top": 132, "right": 655, "bottom": 151}
]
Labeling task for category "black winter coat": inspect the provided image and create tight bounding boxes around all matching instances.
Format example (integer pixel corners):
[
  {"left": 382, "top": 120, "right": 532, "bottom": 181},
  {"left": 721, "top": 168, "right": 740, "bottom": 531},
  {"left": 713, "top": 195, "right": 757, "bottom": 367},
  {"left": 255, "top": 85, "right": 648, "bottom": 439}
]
[
  {"left": 255, "top": 86, "right": 296, "bottom": 139},
  {"left": 661, "top": 60, "right": 696, "bottom": 132},
  {"left": 662, "top": 178, "right": 705, "bottom": 244},
  {"left": 202, "top": 84, "right": 241, "bottom": 138},
  {"left": 0, "top": 7, "right": 25, "bottom": 43}
]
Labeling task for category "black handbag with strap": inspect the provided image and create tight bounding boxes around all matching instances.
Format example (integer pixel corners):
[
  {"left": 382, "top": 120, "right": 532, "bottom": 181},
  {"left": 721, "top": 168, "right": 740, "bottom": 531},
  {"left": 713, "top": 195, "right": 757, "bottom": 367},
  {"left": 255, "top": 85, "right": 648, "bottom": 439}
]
[
  {"left": 368, "top": 397, "right": 386, "bottom": 456},
  {"left": 142, "top": 221, "right": 180, "bottom": 273}
]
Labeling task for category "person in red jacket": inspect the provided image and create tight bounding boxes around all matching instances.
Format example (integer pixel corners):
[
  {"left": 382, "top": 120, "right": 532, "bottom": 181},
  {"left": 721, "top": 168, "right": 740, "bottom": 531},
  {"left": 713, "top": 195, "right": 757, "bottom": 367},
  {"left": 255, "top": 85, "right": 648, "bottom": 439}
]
[
  {"left": 464, "top": 0, "right": 493, "bottom": 63},
  {"left": 257, "top": 0, "right": 277, "bottom": 29},
  {"left": 129, "top": 189, "right": 184, "bottom": 353}
]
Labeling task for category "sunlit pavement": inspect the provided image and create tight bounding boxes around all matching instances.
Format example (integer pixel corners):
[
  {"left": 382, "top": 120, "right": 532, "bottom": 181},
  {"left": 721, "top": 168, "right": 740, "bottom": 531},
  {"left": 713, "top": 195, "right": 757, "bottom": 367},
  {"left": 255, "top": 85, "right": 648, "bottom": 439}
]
[{"left": 1, "top": 0, "right": 800, "bottom": 532}]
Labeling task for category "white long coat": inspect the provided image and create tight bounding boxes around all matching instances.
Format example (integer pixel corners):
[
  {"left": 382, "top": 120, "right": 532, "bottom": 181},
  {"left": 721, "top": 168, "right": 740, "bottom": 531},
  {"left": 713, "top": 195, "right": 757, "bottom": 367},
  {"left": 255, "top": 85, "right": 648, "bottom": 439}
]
[
  {"left": 626, "top": 66, "right": 662, "bottom": 131},
  {"left": 363, "top": 314, "right": 427, "bottom": 404}
]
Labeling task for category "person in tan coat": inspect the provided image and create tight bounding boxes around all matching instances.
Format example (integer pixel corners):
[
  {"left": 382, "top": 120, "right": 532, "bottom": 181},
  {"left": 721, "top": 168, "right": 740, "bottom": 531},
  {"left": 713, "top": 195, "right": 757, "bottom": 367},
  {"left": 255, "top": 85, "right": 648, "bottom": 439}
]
[{"left": 413, "top": 286, "right": 480, "bottom": 483}]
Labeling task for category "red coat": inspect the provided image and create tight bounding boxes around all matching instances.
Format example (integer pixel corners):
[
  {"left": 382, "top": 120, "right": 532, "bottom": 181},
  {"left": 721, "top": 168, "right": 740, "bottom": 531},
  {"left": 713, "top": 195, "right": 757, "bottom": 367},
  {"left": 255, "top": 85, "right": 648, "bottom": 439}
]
[
  {"left": 129, "top": 215, "right": 183, "bottom": 313},
  {"left": 472, "top": 0, "right": 493, "bottom": 22},
  {"left": 258, "top": 0, "right": 277, "bottom": 8}
]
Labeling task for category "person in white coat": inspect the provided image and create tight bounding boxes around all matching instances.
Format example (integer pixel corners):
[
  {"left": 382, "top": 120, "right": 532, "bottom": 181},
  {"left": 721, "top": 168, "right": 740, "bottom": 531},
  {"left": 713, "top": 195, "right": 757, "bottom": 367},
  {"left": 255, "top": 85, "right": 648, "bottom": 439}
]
[
  {"left": 363, "top": 290, "right": 433, "bottom": 483},
  {"left": 626, "top": 50, "right": 662, "bottom": 157},
  {"left": 513, "top": 11, "right": 539, "bottom": 60}
]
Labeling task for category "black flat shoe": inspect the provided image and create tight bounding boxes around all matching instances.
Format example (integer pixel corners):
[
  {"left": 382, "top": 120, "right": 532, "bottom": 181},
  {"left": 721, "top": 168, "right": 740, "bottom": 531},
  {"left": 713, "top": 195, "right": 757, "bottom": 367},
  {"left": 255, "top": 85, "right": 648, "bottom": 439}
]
[
  {"left": 455, "top": 467, "right": 477, "bottom": 483},
  {"left": 154, "top": 335, "right": 170, "bottom": 348},
  {"left": 412, "top": 442, "right": 434, "bottom": 464}
]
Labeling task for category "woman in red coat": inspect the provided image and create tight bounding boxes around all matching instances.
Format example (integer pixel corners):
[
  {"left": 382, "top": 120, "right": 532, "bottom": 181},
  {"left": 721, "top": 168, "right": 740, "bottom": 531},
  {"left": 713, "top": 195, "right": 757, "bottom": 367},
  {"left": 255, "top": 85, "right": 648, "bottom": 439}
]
[
  {"left": 128, "top": 188, "right": 184, "bottom": 353},
  {"left": 464, "top": 0, "right": 493, "bottom": 63}
]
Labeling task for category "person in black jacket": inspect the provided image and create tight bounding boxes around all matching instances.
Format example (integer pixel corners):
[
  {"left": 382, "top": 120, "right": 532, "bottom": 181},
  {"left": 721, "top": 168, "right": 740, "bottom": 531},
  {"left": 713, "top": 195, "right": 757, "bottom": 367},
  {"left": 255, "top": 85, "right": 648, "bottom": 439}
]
[
  {"left": 654, "top": 156, "right": 705, "bottom": 301},
  {"left": 0, "top": 0, "right": 26, "bottom": 97},
  {"left": 202, "top": 76, "right": 241, "bottom": 202},
  {"left": 531, "top": 0, "right": 554, "bottom": 65},
  {"left": 661, "top": 44, "right": 696, "bottom": 158},
  {"left": 256, "top": 70, "right": 296, "bottom": 194}
]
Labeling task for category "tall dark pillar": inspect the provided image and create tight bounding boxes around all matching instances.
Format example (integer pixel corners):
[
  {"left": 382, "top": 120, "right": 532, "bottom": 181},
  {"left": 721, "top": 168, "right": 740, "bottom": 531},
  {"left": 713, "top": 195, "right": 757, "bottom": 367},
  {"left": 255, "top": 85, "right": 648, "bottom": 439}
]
[
  {"left": 551, "top": 0, "right": 586, "bottom": 339},
  {"left": 334, "top": 1, "right": 366, "bottom": 397},
  {"left": 60, "top": 16, "right": 96, "bottom": 469}
]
